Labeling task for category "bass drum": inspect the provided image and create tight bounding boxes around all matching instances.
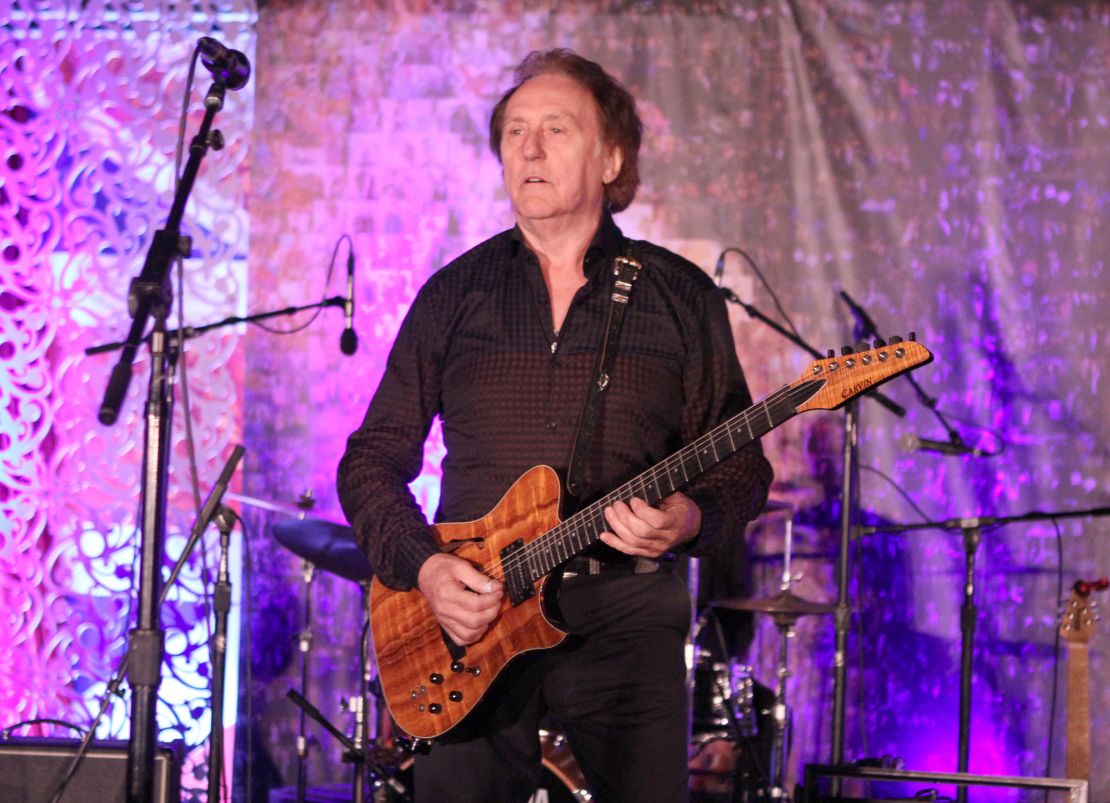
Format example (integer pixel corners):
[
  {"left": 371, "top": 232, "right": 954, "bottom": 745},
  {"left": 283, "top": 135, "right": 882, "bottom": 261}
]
[{"left": 383, "top": 730, "right": 590, "bottom": 802}]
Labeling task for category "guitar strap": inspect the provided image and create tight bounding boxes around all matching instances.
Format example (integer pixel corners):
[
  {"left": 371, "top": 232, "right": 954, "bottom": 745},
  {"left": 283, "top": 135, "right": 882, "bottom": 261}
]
[{"left": 565, "top": 245, "right": 643, "bottom": 498}]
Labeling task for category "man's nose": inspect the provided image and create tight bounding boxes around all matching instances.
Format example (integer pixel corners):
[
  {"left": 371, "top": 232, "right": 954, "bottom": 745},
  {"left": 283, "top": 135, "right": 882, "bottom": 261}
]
[{"left": 522, "top": 130, "right": 543, "bottom": 159}]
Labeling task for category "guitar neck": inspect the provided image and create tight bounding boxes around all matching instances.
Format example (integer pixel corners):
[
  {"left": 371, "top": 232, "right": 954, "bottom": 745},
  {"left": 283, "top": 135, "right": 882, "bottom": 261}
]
[
  {"left": 518, "top": 378, "right": 825, "bottom": 581},
  {"left": 1065, "top": 641, "right": 1091, "bottom": 782}
]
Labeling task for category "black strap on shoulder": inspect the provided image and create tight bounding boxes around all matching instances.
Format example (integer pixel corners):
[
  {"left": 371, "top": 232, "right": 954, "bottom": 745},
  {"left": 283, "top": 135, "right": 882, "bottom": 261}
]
[{"left": 565, "top": 248, "right": 643, "bottom": 497}]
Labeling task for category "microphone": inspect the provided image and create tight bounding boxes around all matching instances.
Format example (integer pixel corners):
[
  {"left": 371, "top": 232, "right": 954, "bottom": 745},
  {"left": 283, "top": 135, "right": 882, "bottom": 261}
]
[
  {"left": 198, "top": 37, "right": 251, "bottom": 91},
  {"left": 339, "top": 248, "right": 358, "bottom": 356},
  {"left": 714, "top": 251, "right": 726, "bottom": 287},
  {"left": 898, "top": 432, "right": 992, "bottom": 458},
  {"left": 838, "top": 289, "right": 880, "bottom": 340}
]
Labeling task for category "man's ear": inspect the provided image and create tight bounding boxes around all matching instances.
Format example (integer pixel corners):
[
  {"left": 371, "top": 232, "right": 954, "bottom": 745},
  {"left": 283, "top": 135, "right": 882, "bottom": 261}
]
[{"left": 603, "top": 144, "right": 623, "bottom": 185}]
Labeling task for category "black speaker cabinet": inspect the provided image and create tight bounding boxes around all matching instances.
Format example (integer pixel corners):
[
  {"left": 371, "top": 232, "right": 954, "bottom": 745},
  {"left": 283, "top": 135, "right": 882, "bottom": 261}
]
[{"left": 0, "top": 738, "right": 181, "bottom": 803}]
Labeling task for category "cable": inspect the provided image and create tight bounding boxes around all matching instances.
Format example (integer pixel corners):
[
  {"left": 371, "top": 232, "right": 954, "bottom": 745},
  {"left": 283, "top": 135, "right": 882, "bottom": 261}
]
[
  {"left": 860, "top": 464, "right": 933, "bottom": 525},
  {"left": 1042, "top": 517, "right": 1064, "bottom": 799},
  {"left": 853, "top": 463, "right": 934, "bottom": 765},
  {"left": 0, "top": 719, "right": 86, "bottom": 739},
  {"left": 251, "top": 233, "right": 353, "bottom": 335},
  {"left": 718, "top": 246, "right": 802, "bottom": 338}
]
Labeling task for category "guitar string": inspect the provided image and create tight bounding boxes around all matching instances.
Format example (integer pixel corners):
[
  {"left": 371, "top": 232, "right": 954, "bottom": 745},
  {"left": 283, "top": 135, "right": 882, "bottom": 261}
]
[
  {"left": 479, "top": 382, "right": 803, "bottom": 585},
  {"left": 481, "top": 346, "right": 919, "bottom": 585},
  {"left": 483, "top": 344, "right": 916, "bottom": 585}
]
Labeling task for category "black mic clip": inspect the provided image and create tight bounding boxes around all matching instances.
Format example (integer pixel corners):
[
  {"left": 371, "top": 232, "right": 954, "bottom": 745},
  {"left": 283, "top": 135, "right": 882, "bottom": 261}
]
[{"left": 198, "top": 37, "right": 251, "bottom": 92}]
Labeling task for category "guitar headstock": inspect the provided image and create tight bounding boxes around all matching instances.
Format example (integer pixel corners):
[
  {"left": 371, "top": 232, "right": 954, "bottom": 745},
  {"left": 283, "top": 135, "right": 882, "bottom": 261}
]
[
  {"left": 793, "top": 335, "right": 934, "bottom": 413},
  {"left": 1059, "top": 578, "right": 1108, "bottom": 645}
]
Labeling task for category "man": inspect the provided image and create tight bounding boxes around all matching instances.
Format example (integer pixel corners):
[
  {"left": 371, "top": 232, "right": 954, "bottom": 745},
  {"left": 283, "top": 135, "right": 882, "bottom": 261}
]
[{"left": 338, "top": 49, "right": 772, "bottom": 802}]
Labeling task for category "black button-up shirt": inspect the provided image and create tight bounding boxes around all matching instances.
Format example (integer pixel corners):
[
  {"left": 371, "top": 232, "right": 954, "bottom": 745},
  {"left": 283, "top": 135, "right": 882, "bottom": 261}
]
[{"left": 338, "top": 213, "right": 772, "bottom": 589}]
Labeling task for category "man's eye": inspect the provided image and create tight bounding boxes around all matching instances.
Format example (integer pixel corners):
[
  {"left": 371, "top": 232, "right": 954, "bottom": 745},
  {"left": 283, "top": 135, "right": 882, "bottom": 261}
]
[{"left": 550, "top": 127, "right": 563, "bottom": 134}]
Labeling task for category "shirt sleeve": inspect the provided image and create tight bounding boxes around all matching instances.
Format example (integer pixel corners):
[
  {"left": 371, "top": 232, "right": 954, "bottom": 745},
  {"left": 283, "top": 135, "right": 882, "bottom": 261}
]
[
  {"left": 336, "top": 283, "right": 446, "bottom": 591},
  {"left": 679, "top": 281, "right": 774, "bottom": 557}
]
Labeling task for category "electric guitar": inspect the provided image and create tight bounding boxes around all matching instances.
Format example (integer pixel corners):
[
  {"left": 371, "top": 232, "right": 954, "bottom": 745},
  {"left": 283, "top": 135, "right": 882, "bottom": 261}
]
[
  {"left": 372, "top": 336, "right": 934, "bottom": 739},
  {"left": 1058, "top": 578, "right": 1107, "bottom": 782}
]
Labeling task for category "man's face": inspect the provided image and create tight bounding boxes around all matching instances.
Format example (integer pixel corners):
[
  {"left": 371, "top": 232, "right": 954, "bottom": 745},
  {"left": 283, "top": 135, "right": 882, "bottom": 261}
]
[{"left": 499, "top": 73, "right": 622, "bottom": 229}]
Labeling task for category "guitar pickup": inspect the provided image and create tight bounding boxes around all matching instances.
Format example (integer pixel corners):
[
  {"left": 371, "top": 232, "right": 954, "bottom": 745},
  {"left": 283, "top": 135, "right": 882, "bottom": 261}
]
[{"left": 500, "top": 539, "right": 535, "bottom": 606}]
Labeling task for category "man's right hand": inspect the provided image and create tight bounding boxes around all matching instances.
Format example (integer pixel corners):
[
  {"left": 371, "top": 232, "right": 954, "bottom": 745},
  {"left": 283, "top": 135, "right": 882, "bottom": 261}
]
[{"left": 417, "top": 553, "right": 504, "bottom": 646}]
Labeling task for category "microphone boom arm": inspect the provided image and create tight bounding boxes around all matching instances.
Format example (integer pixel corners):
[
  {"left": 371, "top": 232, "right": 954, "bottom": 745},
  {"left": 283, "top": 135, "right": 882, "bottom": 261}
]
[
  {"left": 721, "top": 287, "right": 906, "bottom": 417},
  {"left": 85, "top": 296, "right": 347, "bottom": 356}
]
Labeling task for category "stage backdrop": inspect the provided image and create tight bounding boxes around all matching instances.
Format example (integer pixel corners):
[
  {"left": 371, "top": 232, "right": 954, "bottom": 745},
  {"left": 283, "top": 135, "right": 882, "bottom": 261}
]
[{"left": 2, "top": 1, "right": 1108, "bottom": 802}]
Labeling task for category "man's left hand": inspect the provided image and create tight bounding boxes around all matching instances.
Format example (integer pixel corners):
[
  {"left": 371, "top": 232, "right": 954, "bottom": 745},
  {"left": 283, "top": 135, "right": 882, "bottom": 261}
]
[{"left": 600, "top": 492, "right": 701, "bottom": 557}]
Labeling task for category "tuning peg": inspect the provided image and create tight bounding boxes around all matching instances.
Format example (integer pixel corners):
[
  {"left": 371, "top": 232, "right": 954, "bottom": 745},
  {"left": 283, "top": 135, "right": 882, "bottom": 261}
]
[
  {"left": 889, "top": 335, "right": 903, "bottom": 345},
  {"left": 855, "top": 341, "right": 870, "bottom": 353},
  {"left": 872, "top": 338, "right": 886, "bottom": 349},
  {"left": 908, "top": 332, "right": 917, "bottom": 341},
  {"left": 841, "top": 345, "right": 854, "bottom": 356},
  {"left": 827, "top": 349, "right": 836, "bottom": 359}
]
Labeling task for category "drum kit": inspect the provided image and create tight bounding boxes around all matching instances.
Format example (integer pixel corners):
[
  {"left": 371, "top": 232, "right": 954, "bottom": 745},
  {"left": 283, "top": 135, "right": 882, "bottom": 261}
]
[{"left": 251, "top": 500, "right": 832, "bottom": 803}]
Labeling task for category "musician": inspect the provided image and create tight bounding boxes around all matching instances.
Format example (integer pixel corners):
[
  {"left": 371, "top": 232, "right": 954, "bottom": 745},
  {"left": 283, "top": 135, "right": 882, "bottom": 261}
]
[{"left": 338, "top": 49, "right": 772, "bottom": 802}]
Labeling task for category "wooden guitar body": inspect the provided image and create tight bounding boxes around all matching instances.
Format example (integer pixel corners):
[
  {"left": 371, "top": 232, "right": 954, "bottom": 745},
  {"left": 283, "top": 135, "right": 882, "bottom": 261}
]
[{"left": 371, "top": 465, "right": 569, "bottom": 739}]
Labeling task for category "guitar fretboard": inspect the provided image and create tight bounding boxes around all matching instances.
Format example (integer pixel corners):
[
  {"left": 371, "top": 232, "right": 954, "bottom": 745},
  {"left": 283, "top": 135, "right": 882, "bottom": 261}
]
[{"left": 511, "top": 378, "right": 825, "bottom": 582}]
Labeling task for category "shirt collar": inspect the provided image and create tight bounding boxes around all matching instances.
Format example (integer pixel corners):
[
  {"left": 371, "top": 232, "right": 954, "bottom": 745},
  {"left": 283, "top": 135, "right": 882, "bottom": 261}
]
[{"left": 509, "top": 212, "right": 626, "bottom": 280}]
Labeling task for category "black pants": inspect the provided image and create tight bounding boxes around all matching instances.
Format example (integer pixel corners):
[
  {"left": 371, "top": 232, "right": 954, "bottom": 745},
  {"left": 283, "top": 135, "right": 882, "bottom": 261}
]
[{"left": 413, "top": 569, "right": 692, "bottom": 803}]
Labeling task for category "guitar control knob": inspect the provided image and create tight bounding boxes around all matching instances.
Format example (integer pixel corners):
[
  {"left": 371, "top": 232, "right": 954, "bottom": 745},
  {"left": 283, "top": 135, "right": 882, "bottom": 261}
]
[
  {"left": 430, "top": 673, "right": 444, "bottom": 684},
  {"left": 466, "top": 666, "right": 482, "bottom": 677},
  {"left": 428, "top": 703, "right": 442, "bottom": 714},
  {"left": 450, "top": 662, "right": 464, "bottom": 673},
  {"left": 449, "top": 691, "right": 463, "bottom": 702}
]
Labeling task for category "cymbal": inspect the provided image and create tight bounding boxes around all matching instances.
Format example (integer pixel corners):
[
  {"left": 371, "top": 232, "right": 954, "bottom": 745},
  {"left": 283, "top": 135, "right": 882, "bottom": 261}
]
[
  {"left": 226, "top": 491, "right": 345, "bottom": 522},
  {"left": 709, "top": 590, "right": 835, "bottom": 617},
  {"left": 272, "top": 518, "right": 372, "bottom": 583}
]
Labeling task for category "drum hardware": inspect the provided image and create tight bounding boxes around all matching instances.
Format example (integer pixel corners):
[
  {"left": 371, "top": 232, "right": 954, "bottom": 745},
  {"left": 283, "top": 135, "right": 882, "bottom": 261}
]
[
  {"left": 708, "top": 520, "right": 833, "bottom": 802},
  {"left": 273, "top": 519, "right": 409, "bottom": 802},
  {"left": 691, "top": 608, "right": 775, "bottom": 802},
  {"left": 382, "top": 731, "right": 590, "bottom": 802},
  {"left": 286, "top": 687, "right": 410, "bottom": 802}
]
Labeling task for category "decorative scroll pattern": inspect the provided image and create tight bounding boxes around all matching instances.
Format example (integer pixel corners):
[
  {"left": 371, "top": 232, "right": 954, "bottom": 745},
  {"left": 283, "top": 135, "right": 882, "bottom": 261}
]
[{"left": 1, "top": 2, "right": 255, "bottom": 800}]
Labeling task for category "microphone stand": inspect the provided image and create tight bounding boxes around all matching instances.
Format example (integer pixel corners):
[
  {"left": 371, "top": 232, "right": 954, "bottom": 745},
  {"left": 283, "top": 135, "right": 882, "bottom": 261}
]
[
  {"left": 720, "top": 287, "right": 906, "bottom": 775},
  {"left": 46, "top": 446, "right": 244, "bottom": 803},
  {"left": 858, "top": 505, "right": 1110, "bottom": 803},
  {"left": 85, "top": 297, "right": 349, "bottom": 356},
  {"left": 207, "top": 503, "right": 240, "bottom": 803},
  {"left": 92, "top": 77, "right": 233, "bottom": 803}
]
